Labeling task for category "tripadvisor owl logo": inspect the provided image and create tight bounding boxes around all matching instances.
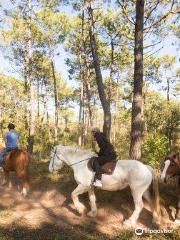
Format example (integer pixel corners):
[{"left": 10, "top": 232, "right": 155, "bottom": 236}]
[{"left": 135, "top": 227, "right": 143, "bottom": 235}]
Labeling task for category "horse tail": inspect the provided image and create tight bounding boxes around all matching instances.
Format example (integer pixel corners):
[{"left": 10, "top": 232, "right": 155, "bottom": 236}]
[
  {"left": 149, "top": 167, "right": 160, "bottom": 216},
  {"left": 21, "top": 151, "right": 30, "bottom": 191}
]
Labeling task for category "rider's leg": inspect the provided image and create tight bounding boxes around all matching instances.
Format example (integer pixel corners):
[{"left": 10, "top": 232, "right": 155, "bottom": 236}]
[
  {"left": 95, "top": 155, "right": 111, "bottom": 178},
  {"left": 93, "top": 156, "right": 110, "bottom": 187},
  {"left": 94, "top": 159, "right": 102, "bottom": 181},
  {"left": 0, "top": 148, "right": 8, "bottom": 167}
]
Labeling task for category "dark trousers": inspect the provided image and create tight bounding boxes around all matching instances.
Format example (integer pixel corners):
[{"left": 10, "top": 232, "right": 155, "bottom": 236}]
[
  {"left": 0, "top": 147, "right": 18, "bottom": 166},
  {"left": 92, "top": 153, "right": 116, "bottom": 180}
]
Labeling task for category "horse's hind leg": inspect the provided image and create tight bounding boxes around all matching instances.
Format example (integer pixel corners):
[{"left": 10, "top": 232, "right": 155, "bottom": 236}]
[
  {"left": 16, "top": 170, "right": 28, "bottom": 197},
  {"left": 124, "top": 185, "right": 148, "bottom": 228},
  {"left": 71, "top": 184, "right": 88, "bottom": 215},
  {"left": 87, "top": 187, "right": 97, "bottom": 217},
  {"left": 21, "top": 176, "right": 30, "bottom": 197},
  {"left": 143, "top": 189, "right": 158, "bottom": 224},
  {"left": 2, "top": 171, "right": 11, "bottom": 187}
]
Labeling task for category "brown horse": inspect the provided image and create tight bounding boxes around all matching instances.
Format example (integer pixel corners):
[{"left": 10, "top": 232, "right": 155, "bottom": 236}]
[
  {"left": 0, "top": 146, "right": 30, "bottom": 197},
  {"left": 161, "top": 153, "right": 180, "bottom": 224}
]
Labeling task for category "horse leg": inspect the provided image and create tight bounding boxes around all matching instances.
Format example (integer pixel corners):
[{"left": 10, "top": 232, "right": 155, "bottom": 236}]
[
  {"left": 143, "top": 189, "right": 158, "bottom": 224},
  {"left": 124, "top": 186, "right": 147, "bottom": 228},
  {"left": 71, "top": 184, "right": 88, "bottom": 215},
  {"left": 2, "top": 170, "right": 10, "bottom": 187},
  {"left": 16, "top": 170, "right": 28, "bottom": 197},
  {"left": 87, "top": 187, "right": 97, "bottom": 217},
  {"left": 24, "top": 169, "right": 30, "bottom": 192},
  {"left": 174, "top": 177, "right": 180, "bottom": 225}
]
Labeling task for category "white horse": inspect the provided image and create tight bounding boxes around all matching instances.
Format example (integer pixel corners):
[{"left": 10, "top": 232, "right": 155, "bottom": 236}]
[{"left": 49, "top": 145, "right": 160, "bottom": 228}]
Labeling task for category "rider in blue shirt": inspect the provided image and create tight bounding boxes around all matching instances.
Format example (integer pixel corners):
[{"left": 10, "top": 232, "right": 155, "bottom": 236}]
[{"left": 0, "top": 123, "right": 19, "bottom": 169}]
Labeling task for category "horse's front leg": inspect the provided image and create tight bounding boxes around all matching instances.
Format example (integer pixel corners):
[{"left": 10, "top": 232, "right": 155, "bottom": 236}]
[
  {"left": 87, "top": 187, "right": 97, "bottom": 217},
  {"left": 71, "top": 184, "right": 88, "bottom": 215},
  {"left": 174, "top": 177, "right": 180, "bottom": 225}
]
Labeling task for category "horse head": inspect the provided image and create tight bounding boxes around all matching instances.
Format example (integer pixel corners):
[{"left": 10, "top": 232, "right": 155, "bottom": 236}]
[
  {"left": 49, "top": 145, "right": 94, "bottom": 174},
  {"left": 161, "top": 153, "right": 180, "bottom": 183},
  {"left": 49, "top": 146, "right": 65, "bottom": 174}
]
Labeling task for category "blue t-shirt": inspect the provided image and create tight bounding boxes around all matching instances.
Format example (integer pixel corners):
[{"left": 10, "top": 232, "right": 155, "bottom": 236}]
[{"left": 5, "top": 131, "right": 19, "bottom": 148}]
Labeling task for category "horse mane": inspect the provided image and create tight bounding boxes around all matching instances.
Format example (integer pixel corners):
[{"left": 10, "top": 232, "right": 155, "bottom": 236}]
[{"left": 56, "top": 145, "right": 93, "bottom": 158}]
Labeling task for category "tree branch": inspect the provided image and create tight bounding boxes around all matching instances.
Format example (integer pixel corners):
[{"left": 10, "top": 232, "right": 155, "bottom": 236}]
[
  {"left": 144, "top": 46, "right": 164, "bottom": 59},
  {"left": 117, "top": 0, "right": 135, "bottom": 25},
  {"left": 144, "top": 40, "right": 162, "bottom": 49},
  {"left": 144, "top": 0, "right": 160, "bottom": 25},
  {"left": 144, "top": 0, "right": 176, "bottom": 30}
]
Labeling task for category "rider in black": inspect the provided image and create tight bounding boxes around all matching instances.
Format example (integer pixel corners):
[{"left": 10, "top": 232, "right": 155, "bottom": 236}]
[{"left": 90, "top": 126, "right": 117, "bottom": 187}]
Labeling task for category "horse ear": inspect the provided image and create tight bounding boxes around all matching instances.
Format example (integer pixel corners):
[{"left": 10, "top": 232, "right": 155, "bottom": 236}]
[
  {"left": 173, "top": 153, "right": 179, "bottom": 160},
  {"left": 173, "top": 153, "right": 180, "bottom": 166}
]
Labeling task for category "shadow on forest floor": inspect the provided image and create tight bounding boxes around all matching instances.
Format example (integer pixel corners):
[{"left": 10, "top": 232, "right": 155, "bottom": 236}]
[{"left": 0, "top": 158, "right": 179, "bottom": 240}]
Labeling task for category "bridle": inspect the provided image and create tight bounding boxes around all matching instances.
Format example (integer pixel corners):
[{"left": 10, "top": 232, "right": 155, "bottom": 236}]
[
  {"left": 50, "top": 147, "right": 91, "bottom": 171},
  {"left": 163, "top": 158, "right": 180, "bottom": 180},
  {"left": 50, "top": 147, "right": 62, "bottom": 172}
]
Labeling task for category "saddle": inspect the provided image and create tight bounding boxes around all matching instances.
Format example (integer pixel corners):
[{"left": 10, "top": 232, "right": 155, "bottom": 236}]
[{"left": 88, "top": 158, "right": 117, "bottom": 175}]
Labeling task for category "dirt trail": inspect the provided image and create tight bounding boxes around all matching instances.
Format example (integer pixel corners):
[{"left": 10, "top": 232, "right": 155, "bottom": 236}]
[{"left": 0, "top": 170, "right": 178, "bottom": 238}]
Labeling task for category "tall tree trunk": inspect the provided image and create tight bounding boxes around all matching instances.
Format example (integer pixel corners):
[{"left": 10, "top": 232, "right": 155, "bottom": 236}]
[
  {"left": 142, "top": 78, "right": 147, "bottom": 135},
  {"left": 85, "top": 63, "right": 93, "bottom": 126},
  {"left": 37, "top": 78, "right": 40, "bottom": 120},
  {"left": 109, "top": 35, "right": 114, "bottom": 105},
  {"left": 81, "top": 0, "right": 94, "bottom": 148},
  {"left": 40, "top": 79, "right": 48, "bottom": 130},
  {"left": 49, "top": 42, "right": 58, "bottom": 145},
  {"left": 82, "top": 2, "right": 93, "bottom": 127},
  {"left": 83, "top": 108, "right": 88, "bottom": 146},
  {"left": 166, "top": 69, "right": 170, "bottom": 103},
  {"left": 166, "top": 70, "right": 171, "bottom": 152},
  {"left": 0, "top": 92, "right": 3, "bottom": 142},
  {"left": 78, "top": 51, "right": 84, "bottom": 147},
  {"left": 24, "top": 44, "right": 29, "bottom": 131},
  {"left": 113, "top": 73, "right": 120, "bottom": 143},
  {"left": 27, "top": 0, "right": 35, "bottom": 154},
  {"left": 129, "top": 0, "right": 145, "bottom": 160},
  {"left": 88, "top": 0, "right": 111, "bottom": 140},
  {"left": 40, "top": 97, "right": 48, "bottom": 128}
]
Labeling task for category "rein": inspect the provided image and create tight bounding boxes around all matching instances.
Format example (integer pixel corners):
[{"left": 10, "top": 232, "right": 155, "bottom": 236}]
[
  {"left": 69, "top": 157, "right": 91, "bottom": 167},
  {"left": 51, "top": 148, "right": 91, "bottom": 170}
]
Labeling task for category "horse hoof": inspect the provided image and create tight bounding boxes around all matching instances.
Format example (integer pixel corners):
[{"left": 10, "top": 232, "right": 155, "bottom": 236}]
[
  {"left": 87, "top": 210, "right": 97, "bottom": 218},
  {"left": 152, "top": 218, "right": 161, "bottom": 227},
  {"left": 123, "top": 219, "right": 136, "bottom": 229},
  {"left": 2, "top": 180, "right": 7, "bottom": 186},
  {"left": 75, "top": 203, "right": 87, "bottom": 216},
  {"left": 80, "top": 208, "right": 87, "bottom": 216},
  {"left": 21, "top": 188, "right": 27, "bottom": 197},
  {"left": 174, "top": 219, "right": 180, "bottom": 225}
]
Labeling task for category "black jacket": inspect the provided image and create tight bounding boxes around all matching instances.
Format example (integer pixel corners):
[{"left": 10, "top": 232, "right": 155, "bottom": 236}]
[{"left": 94, "top": 132, "right": 116, "bottom": 157}]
